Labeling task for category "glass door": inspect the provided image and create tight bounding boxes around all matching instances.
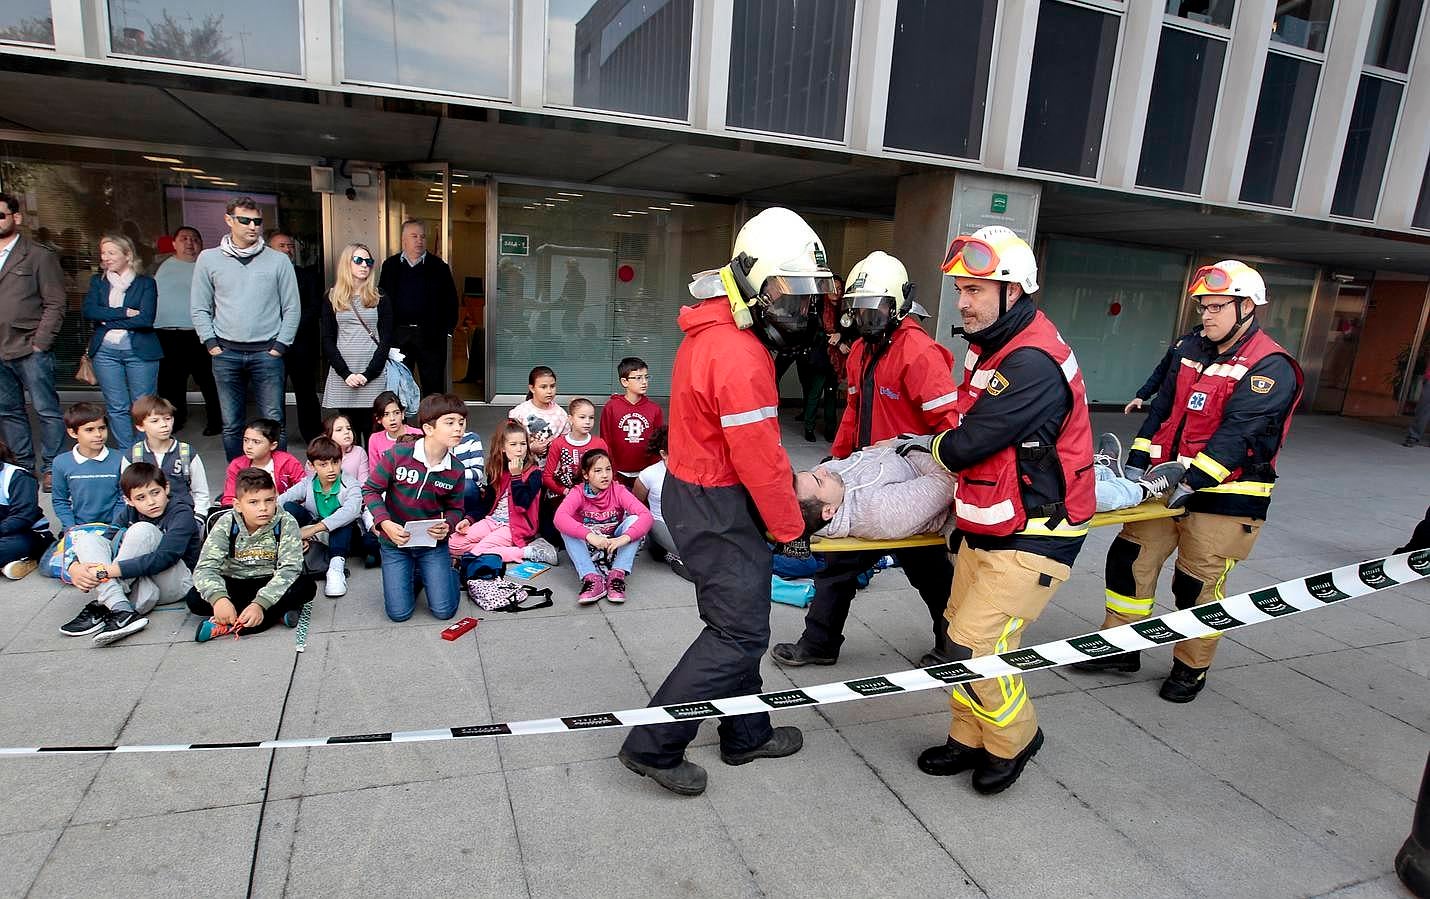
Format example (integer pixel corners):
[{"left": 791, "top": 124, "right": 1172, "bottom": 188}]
[
  {"left": 1311, "top": 285, "right": 1368, "bottom": 413},
  {"left": 383, "top": 163, "right": 453, "bottom": 391}
]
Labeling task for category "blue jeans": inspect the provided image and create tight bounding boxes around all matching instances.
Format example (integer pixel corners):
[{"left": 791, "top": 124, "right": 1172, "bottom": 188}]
[
  {"left": 1095, "top": 463, "right": 1144, "bottom": 512},
  {"left": 380, "top": 542, "right": 459, "bottom": 621},
  {"left": 211, "top": 348, "right": 286, "bottom": 460},
  {"left": 0, "top": 350, "right": 63, "bottom": 475},
  {"left": 561, "top": 516, "right": 641, "bottom": 578},
  {"left": 92, "top": 345, "right": 159, "bottom": 452}
]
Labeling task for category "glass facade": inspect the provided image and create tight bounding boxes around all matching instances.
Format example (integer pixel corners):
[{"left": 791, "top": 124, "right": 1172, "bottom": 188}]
[
  {"left": 1240, "top": 52, "right": 1319, "bottom": 207},
  {"left": 1138, "top": 27, "right": 1226, "bottom": 193},
  {"left": 726, "top": 0, "right": 856, "bottom": 141},
  {"left": 1331, "top": 74, "right": 1403, "bottom": 219},
  {"left": 1365, "top": 0, "right": 1422, "bottom": 71},
  {"left": 883, "top": 0, "right": 996, "bottom": 159},
  {"left": 107, "top": 0, "right": 302, "bottom": 73},
  {"left": 344, "top": 0, "right": 511, "bottom": 97},
  {"left": 1271, "top": 0, "right": 1334, "bottom": 52},
  {"left": 1416, "top": 154, "right": 1430, "bottom": 230},
  {"left": 490, "top": 185, "right": 733, "bottom": 397},
  {"left": 0, "top": 0, "right": 52, "bottom": 45},
  {"left": 1039, "top": 238, "right": 1189, "bottom": 404},
  {"left": 546, "top": 0, "right": 694, "bottom": 120},
  {"left": 1020, "top": 0, "right": 1120, "bottom": 177},
  {"left": 1163, "top": 0, "right": 1235, "bottom": 29}
]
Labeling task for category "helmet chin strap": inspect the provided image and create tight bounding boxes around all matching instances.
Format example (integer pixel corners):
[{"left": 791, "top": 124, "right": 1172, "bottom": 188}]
[{"left": 998, "top": 281, "right": 1009, "bottom": 319}]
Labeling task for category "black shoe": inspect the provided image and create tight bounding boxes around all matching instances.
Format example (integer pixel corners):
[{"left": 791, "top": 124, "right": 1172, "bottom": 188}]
[
  {"left": 92, "top": 609, "right": 148, "bottom": 646},
  {"left": 1159, "top": 660, "right": 1208, "bottom": 703},
  {"left": 1095, "top": 433, "right": 1123, "bottom": 477},
  {"left": 1137, "top": 462, "right": 1187, "bottom": 501},
  {"left": 1404, "top": 436, "right": 1419, "bottom": 447},
  {"left": 60, "top": 601, "right": 111, "bottom": 637},
  {"left": 667, "top": 555, "right": 694, "bottom": 583},
  {"left": 1072, "top": 651, "right": 1141, "bottom": 673},
  {"left": 917, "top": 737, "right": 983, "bottom": 776},
  {"left": 770, "top": 641, "right": 837, "bottom": 667},
  {"left": 721, "top": 726, "right": 803, "bottom": 766},
  {"left": 971, "top": 729, "right": 1044, "bottom": 795},
  {"left": 803, "top": 426, "right": 816, "bottom": 442},
  {"left": 618, "top": 750, "right": 708, "bottom": 796}
]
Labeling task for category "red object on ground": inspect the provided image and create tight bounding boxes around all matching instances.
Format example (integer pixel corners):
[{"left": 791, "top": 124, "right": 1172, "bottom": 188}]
[{"left": 442, "top": 617, "right": 480, "bottom": 641}]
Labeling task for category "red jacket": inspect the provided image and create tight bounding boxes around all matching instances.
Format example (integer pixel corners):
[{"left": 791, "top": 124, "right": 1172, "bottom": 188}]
[
  {"left": 222, "top": 451, "right": 306, "bottom": 505},
  {"left": 542, "top": 434, "right": 611, "bottom": 497},
  {"left": 666, "top": 300, "right": 803, "bottom": 542},
  {"left": 600, "top": 394, "right": 664, "bottom": 476},
  {"left": 832, "top": 317, "right": 960, "bottom": 459}
]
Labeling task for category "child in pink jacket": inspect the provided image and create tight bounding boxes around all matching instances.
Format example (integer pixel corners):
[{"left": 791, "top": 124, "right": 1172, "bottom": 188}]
[{"left": 554, "top": 448, "right": 652, "bottom": 606}]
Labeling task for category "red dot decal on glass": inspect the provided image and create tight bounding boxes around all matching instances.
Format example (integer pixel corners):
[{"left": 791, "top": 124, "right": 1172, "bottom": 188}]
[
  {"left": 1108, "top": 301, "right": 1122, "bottom": 316},
  {"left": 618, "top": 264, "right": 636, "bottom": 283}
]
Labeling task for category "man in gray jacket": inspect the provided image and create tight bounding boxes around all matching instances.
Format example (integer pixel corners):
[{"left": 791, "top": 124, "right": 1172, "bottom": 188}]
[
  {"left": 190, "top": 197, "right": 300, "bottom": 461},
  {"left": 0, "top": 193, "right": 65, "bottom": 490}
]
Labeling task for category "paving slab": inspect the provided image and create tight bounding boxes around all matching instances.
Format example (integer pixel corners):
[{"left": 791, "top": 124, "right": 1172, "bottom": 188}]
[{"left": 0, "top": 828, "right": 64, "bottom": 897}]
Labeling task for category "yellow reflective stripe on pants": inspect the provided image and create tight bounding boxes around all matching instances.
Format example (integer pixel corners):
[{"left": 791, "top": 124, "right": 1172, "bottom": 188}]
[
  {"left": 1199, "top": 481, "right": 1275, "bottom": 497},
  {"left": 950, "top": 617, "right": 1027, "bottom": 727},
  {"left": 1196, "top": 558, "right": 1236, "bottom": 641},
  {"left": 1105, "top": 589, "right": 1154, "bottom": 617},
  {"left": 1191, "top": 452, "right": 1231, "bottom": 482}
]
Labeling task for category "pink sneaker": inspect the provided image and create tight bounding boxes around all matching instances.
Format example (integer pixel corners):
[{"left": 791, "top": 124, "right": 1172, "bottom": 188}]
[
  {"left": 606, "top": 569, "right": 628, "bottom": 604},
  {"left": 578, "top": 572, "right": 607, "bottom": 605}
]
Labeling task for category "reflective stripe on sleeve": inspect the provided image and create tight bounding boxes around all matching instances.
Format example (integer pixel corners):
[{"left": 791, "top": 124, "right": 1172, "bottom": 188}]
[
  {"left": 1191, "top": 452, "right": 1231, "bottom": 482},
  {"left": 719, "top": 406, "right": 779, "bottom": 428},
  {"left": 1200, "top": 481, "right": 1274, "bottom": 497},
  {"left": 1130, "top": 437, "right": 1153, "bottom": 453},
  {"left": 921, "top": 391, "right": 958, "bottom": 411}
]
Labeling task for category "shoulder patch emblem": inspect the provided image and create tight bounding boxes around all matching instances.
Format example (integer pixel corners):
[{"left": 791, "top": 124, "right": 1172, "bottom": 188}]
[
  {"left": 986, "top": 371, "right": 1010, "bottom": 397},
  {"left": 1249, "top": 376, "right": 1275, "bottom": 394}
]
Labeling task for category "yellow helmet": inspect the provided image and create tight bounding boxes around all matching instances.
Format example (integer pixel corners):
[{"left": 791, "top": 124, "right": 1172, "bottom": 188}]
[{"left": 1189, "top": 260, "right": 1266, "bottom": 305}]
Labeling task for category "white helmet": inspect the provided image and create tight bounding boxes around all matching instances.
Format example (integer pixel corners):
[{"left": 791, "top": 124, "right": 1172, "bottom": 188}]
[
  {"left": 1191, "top": 260, "right": 1266, "bottom": 306},
  {"left": 844, "top": 251, "right": 926, "bottom": 340},
  {"left": 941, "top": 225, "right": 1039, "bottom": 295}
]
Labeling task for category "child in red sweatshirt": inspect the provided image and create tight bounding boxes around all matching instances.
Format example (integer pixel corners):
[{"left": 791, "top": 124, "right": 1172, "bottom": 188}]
[
  {"left": 220, "top": 418, "right": 305, "bottom": 505},
  {"left": 600, "top": 356, "right": 664, "bottom": 488},
  {"left": 544, "top": 398, "right": 610, "bottom": 500},
  {"left": 555, "top": 448, "right": 652, "bottom": 605}
]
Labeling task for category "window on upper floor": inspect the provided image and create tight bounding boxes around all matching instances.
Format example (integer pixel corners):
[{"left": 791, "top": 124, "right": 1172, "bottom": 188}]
[
  {"left": 343, "top": 0, "right": 513, "bottom": 98},
  {"left": 1239, "top": 51, "right": 1320, "bottom": 207},
  {"left": 883, "top": 0, "right": 996, "bottom": 160},
  {"left": 1163, "top": 0, "right": 1235, "bottom": 29},
  {"left": 1019, "top": 0, "right": 1121, "bottom": 177},
  {"left": 1365, "top": 0, "right": 1423, "bottom": 72},
  {"left": 1138, "top": 25, "right": 1227, "bottom": 193},
  {"left": 1331, "top": 73, "right": 1404, "bottom": 219},
  {"left": 0, "top": 0, "right": 52, "bottom": 46},
  {"left": 108, "top": 0, "right": 302, "bottom": 74},
  {"left": 726, "top": 0, "right": 857, "bottom": 142},
  {"left": 1270, "top": 0, "right": 1334, "bottom": 53},
  {"left": 546, "top": 0, "right": 696, "bottom": 121}
]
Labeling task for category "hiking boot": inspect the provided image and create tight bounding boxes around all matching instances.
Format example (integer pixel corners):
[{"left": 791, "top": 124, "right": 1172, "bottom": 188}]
[
  {"left": 667, "top": 555, "right": 694, "bottom": 583},
  {"left": 325, "top": 558, "right": 348, "bottom": 597},
  {"left": 1137, "top": 462, "right": 1187, "bottom": 501},
  {"left": 577, "top": 573, "right": 606, "bottom": 605},
  {"left": 770, "top": 641, "right": 837, "bottom": 667},
  {"left": 524, "top": 538, "right": 559, "bottom": 565},
  {"left": 720, "top": 726, "right": 803, "bottom": 766},
  {"left": 606, "top": 569, "right": 628, "bottom": 604},
  {"left": 93, "top": 610, "right": 148, "bottom": 646},
  {"left": 972, "top": 729, "right": 1044, "bottom": 795},
  {"left": 618, "top": 750, "right": 708, "bottom": 796},
  {"left": 1072, "top": 651, "right": 1142, "bottom": 673},
  {"left": 2, "top": 558, "right": 38, "bottom": 580},
  {"left": 1095, "top": 433, "right": 1123, "bottom": 477},
  {"left": 60, "top": 601, "right": 110, "bottom": 637},
  {"left": 1159, "top": 659, "right": 1208, "bottom": 703},
  {"left": 917, "top": 737, "right": 983, "bottom": 776},
  {"left": 195, "top": 620, "right": 239, "bottom": 643}
]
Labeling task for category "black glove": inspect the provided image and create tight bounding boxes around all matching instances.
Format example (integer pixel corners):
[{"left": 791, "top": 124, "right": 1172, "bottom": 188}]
[{"left": 776, "top": 537, "right": 812, "bottom": 560}]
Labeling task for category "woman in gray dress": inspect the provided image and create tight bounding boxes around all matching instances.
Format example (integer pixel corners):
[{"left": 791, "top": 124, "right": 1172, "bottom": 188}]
[{"left": 320, "top": 243, "right": 393, "bottom": 446}]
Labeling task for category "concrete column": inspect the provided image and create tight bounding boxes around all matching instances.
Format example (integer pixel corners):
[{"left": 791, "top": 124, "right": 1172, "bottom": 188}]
[
  {"left": 301, "top": 0, "right": 335, "bottom": 85},
  {"left": 1295, "top": 2, "right": 1376, "bottom": 217},
  {"left": 1376, "top": 20, "right": 1430, "bottom": 228},
  {"left": 1203, "top": 1, "right": 1276, "bottom": 203},
  {"left": 514, "top": 0, "right": 545, "bottom": 108},
  {"left": 846, "top": 0, "right": 897, "bottom": 153},
  {"left": 323, "top": 165, "right": 384, "bottom": 285},
  {"left": 1099, "top": 0, "right": 1163, "bottom": 187},
  {"left": 982, "top": 0, "right": 1040, "bottom": 171},
  {"left": 691, "top": 0, "right": 732, "bottom": 131}
]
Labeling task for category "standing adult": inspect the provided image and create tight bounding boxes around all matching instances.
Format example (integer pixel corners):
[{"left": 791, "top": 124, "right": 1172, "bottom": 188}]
[
  {"left": 268, "top": 230, "right": 324, "bottom": 444},
  {"left": 83, "top": 234, "right": 160, "bottom": 451},
  {"left": 771, "top": 251, "right": 960, "bottom": 670},
  {"left": 190, "top": 197, "right": 300, "bottom": 460},
  {"left": 618, "top": 207, "right": 833, "bottom": 797},
  {"left": 0, "top": 192, "right": 65, "bottom": 491},
  {"left": 378, "top": 219, "right": 457, "bottom": 394},
  {"left": 321, "top": 244, "right": 392, "bottom": 446},
  {"left": 916, "top": 225, "right": 1095, "bottom": 795},
  {"left": 1074, "top": 261, "right": 1302, "bottom": 704},
  {"left": 154, "top": 226, "right": 221, "bottom": 435}
]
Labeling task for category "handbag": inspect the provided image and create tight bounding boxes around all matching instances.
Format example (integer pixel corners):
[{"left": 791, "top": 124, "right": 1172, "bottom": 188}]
[
  {"left": 76, "top": 354, "right": 97, "bottom": 386},
  {"left": 355, "top": 307, "right": 420, "bottom": 410},
  {"left": 460, "top": 552, "right": 553, "bottom": 611}
]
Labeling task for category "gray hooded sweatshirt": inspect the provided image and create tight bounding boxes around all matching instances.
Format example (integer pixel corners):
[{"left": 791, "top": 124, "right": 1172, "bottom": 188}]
[{"left": 817, "top": 446, "right": 956, "bottom": 540}]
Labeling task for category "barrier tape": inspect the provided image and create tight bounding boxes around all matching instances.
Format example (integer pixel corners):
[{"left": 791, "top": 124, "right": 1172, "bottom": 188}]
[{"left": 3, "top": 550, "right": 1425, "bottom": 758}]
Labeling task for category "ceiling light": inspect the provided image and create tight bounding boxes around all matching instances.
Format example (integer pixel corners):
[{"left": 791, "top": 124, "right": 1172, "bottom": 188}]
[
  {"left": 669, "top": 201, "right": 695, "bottom": 207},
  {"left": 193, "top": 175, "right": 224, "bottom": 181},
  {"left": 211, "top": 182, "right": 238, "bottom": 187},
  {"left": 544, "top": 197, "right": 568, "bottom": 202},
  {"left": 612, "top": 213, "right": 632, "bottom": 217},
  {"left": 171, "top": 167, "right": 205, "bottom": 174},
  {"left": 626, "top": 210, "right": 648, "bottom": 215},
  {"left": 557, "top": 191, "right": 583, "bottom": 197},
  {"left": 648, "top": 206, "right": 670, "bottom": 211},
  {"left": 426, "top": 198, "right": 442, "bottom": 203},
  {"left": 143, "top": 156, "right": 183, "bottom": 164},
  {"left": 703, "top": 172, "right": 722, "bottom": 180}
]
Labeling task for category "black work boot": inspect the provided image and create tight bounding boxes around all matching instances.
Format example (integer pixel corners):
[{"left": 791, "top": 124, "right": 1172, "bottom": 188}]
[
  {"left": 618, "top": 750, "right": 708, "bottom": 796},
  {"left": 1072, "top": 651, "right": 1142, "bottom": 674},
  {"left": 721, "top": 726, "right": 803, "bottom": 766},
  {"left": 770, "top": 641, "right": 837, "bottom": 667},
  {"left": 971, "top": 729, "right": 1045, "bottom": 795},
  {"left": 917, "top": 737, "right": 983, "bottom": 777},
  {"left": 918, "top": 627, "right": 959, "bottom": 668},
  {"left": 1159, "top": 659, "right": 1209, "bottom": 703}
]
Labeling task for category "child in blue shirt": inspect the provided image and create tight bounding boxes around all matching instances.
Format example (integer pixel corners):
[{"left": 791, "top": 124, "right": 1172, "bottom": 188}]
[
  {"left": 0, "top": 435, "right": 52, "bottom": 580},
  {"left": 43, "top": 403, "right": 125, "bottom": 579}
]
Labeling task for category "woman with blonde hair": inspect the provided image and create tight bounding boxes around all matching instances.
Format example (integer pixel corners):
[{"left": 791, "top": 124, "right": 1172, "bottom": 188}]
[
  {"left": 82, "top": 233, "right": 160, "bottom": 450},
  {"left": 320, "top": 243, "right": 393, "bottom": 445}
]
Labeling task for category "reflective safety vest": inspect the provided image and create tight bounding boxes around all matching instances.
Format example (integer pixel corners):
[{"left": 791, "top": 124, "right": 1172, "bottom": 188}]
[
  {"left": 954, "top": 310, "right": 1096, "bottom": 538},
  {"left": 1134, "top": 328, "right": 1302, "bottom": 496}
]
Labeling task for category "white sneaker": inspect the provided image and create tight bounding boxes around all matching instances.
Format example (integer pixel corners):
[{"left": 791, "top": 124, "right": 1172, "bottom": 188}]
[{"left": 325, "top": 557, "right": 348, "bottom": 597}]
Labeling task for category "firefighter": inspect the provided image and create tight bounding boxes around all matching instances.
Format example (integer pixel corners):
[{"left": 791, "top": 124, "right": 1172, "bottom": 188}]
[
  {"left": 1074, "top": 260, "right": 1302, "bottom": 703},
  {"left": 770, "top": 250, "right": 961, "bottom": 669},
  {"left": 618, "top": 207, "right": 836, "bottom": 797},
  {"left": 914, "top": 225, "right": 1096, "bottom": 795}
]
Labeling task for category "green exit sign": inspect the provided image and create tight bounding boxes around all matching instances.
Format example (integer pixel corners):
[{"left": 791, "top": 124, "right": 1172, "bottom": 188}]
[
  {"left": 499, "top": 233, "right": 529, "bottom": 256},
  {"left": 990, "top": 193, "right": 1008, "bottom": 214}
]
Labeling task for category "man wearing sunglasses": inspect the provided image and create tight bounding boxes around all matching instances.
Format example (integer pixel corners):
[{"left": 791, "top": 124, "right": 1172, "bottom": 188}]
[
  {"left": 190, "top": 198, "right": 301, "bottom": 461},
  {"left": 1075, "top": 260, "right": 1302, "bottom": 705},
  {"left": 914, "top": 225, "right": 1095, "bottom": 796}
]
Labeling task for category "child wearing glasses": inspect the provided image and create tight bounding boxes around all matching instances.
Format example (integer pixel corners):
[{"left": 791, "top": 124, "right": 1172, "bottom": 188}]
[{"left": 320, "top": 242, "right": 395, "bottom": 433}]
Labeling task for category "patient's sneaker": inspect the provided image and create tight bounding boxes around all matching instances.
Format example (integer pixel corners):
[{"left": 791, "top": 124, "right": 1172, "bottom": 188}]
[
  {"left": 1137, "top": 462, "right": 1186, "bottom": 501},
  {"left": 1095, "top": 433, "right": 1123, "bottom": 477}
]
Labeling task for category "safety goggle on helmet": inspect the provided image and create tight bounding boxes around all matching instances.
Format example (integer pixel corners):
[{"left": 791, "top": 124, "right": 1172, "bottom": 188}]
[
  {"left": 940, "top": 226, "right": 1040, "bottom": 294},
  {"left": 1189, "top": 260, "right": 1266, "bottom": 305}
]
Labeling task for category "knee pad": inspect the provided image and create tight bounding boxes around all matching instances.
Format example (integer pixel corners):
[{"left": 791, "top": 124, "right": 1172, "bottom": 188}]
[
  {"left": 1172, "top": 568, "right": 1205, "bottom": 609},
  {"left": 1105, "top": 537, "right": 1142, "bottom": 597}
]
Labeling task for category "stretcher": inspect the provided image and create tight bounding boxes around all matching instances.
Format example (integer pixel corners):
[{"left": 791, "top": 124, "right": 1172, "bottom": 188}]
[{"left": 807, "top": 501, "right": 1185, "bottom": 553}]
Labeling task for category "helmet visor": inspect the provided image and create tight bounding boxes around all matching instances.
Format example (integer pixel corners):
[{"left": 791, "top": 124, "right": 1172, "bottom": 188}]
[
  {"left": 853, "top": 297, "right": 896, "bottom": 337},
  {"left": 941, "top": 236, "right": 999, "bottom": 277},
  {"left": 762, "top": 275, "right": 840, "bottom": 304}
]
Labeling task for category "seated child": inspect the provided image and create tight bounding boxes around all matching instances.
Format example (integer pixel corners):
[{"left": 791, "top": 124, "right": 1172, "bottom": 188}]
[
  {"left": 364, "top": 393, "right": 467, "bottom": 622},
  {"left": 541, "top": 397, "right": 608, "bottom": 550},
  {"left": 45, "top": 402, "right": 125, "bottom": 578},
  {"left": 554, "top": 448, "right": 652, "bottom": 605},
  {"left": 187, "top": 467, "right": 315, "bottom": 641},
  {"left": 127, "top": 395, "right": 209, "bottom": 528},
  {"left": 600, "top": 356, "right": 663, "bottom": 488},
  {"left": 453, "top": 426, "right": 487, "bottom": 518},
  {"left": 508, "top": 366, "right": 568, "bottom": 469},
  {"left": 0, "top": 435, "right": 53, "bottom": 580},
  {"left": 367, "top": 390, "right": 421, "bottom": 472},
  {"left": 62, "top": 462, "right": 202, "bottom": 646},
  {"left": 324, "top": 412, "right": 369, "bottom": 485},
  {"left": 449, "top": 418, "right": 541, "bottom": 565},
  {"left": 632, "top": 425, "right": 685, "bottom": 576},
  {"left": 220, "top": 418, "right": 304, "bottom": 506},
  {"left": 279, "top": 436, "right": 363, "bottom": 598}
]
